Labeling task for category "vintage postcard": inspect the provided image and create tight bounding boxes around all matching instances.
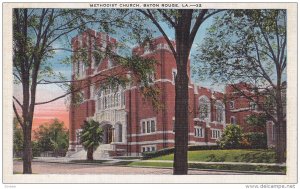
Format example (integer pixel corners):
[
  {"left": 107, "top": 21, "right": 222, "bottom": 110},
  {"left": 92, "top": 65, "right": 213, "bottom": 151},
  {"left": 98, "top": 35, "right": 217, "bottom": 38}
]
[{"left": 2, "top": 2, "right": 298, "bottom": 185}]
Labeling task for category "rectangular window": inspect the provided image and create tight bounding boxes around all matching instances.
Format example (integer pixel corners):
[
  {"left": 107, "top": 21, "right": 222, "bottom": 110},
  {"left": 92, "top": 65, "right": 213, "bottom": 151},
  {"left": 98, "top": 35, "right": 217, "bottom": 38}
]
[
  {"left": 142, "top": 122, "right": 146, "bottom": 133},
  {"left": 229, "top": 101, "right": 234, "bottom": 109},
  {"left": 194, "top": 127, "right": 204, "bottom": 138},
  {"left": 151, "top": 120, "right": 155, "bottom": 132},
  {"left": 141, "top": 145, "right": 156, "bottom": 153},
  {"left": 141, "top": 118, "right": 156, "bottom": 134},
  {"left": 211, "top": 129, "right": 221, "bottom": 139},
  {"left": 147, "top": 121, "right": 150, "bottom": 133}
]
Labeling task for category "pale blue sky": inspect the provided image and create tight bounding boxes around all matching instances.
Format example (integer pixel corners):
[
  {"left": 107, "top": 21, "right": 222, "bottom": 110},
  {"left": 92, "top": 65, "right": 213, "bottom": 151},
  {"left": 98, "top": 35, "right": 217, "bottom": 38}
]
[{"left": 48, "top": 10, "right": 224, "bottom": 97}]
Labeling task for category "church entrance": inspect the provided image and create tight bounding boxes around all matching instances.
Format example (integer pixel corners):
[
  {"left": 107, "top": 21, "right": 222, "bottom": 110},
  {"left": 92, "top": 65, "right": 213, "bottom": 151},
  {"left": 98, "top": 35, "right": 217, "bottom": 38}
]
[{"left": 102, "top": 125, "right": 113, "bottom": 144}]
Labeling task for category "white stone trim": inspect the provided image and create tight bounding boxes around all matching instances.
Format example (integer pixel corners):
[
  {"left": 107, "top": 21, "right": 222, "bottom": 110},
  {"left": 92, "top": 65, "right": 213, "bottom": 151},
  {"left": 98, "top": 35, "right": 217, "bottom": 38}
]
[
  {"left": 130, "top": 131, "right": 174, "bottom": 137},
  {"left": 188, "top": 142, "right": 209, "bottom": 145},
  {"left": 193, "top": 118, "right": 201, "bottom": 121},
  {"left": 188, "top": 142, "right": 218, "bottom": 146},
  {"left": 194, "top": 85, "right": 199, "bottom": 94},
  {"left": 132, "top": 130, "right": 196, "bottom": 136},
  {"left": 230, "top": 107, "right": 250, "bottom": 112},
  {"left": 128, "top": 140, "right": 175, "bottom": 145},
  {"left": 207, "top": 142, "right": 218, "bottom": 145},
  {"left": 111, "top": 141, "right": 126, "bottom": 145},
  {"left": 155, "top": 79, "right": 173, "bottom": 83}
]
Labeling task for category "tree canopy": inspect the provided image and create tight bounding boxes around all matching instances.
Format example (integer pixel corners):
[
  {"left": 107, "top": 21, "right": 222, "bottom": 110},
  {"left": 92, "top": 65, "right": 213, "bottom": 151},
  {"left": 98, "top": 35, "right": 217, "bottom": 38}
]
[
  {"left": 194, "top": 9, "right": 286, "bottom": 162},
  {"left": 80, "top": 119, "right": 103, "bottom": 161},
  {"left": 34, "top": 119, "right": 69, "bottom": 154},
  {"left": 13, "top": 8, "right": 158, "bottom": 173}
]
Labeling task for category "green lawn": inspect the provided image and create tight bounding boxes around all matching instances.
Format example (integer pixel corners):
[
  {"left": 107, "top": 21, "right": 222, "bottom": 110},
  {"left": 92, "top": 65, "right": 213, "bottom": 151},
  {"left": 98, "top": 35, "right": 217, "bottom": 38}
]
[
  {"left": 130, "top": 161, "right": 173, "bottom": 168},
  {"left": 152, "top": 149, "right": 276, "bottom": 163},
  {"left": 129, "top": 149, "right": 284, "bottom": 173},
  {"left": 128, "top": 161, "right": 285, "bottom": 173}
]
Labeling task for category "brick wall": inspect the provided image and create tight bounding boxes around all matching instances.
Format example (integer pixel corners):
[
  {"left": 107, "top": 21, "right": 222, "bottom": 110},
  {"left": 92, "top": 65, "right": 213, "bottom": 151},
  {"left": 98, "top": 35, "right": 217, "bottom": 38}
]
[{"left": 68, "top": 30, "right": 270, "bottom": 155}]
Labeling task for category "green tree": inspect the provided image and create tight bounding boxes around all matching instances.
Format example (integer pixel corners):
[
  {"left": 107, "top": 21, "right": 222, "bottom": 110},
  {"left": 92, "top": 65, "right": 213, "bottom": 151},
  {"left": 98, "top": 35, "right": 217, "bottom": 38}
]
[
  {"left": 31, "top": 141, "right": 41, "bottom": 157},
  {"left": 80, "top": 120, "right": 103, "bottom": 161},
  {"left": 243, "top": 132, "right": 267, "bottom": 149},
  {"left": 218, "top": 124, "right": 243, "bottom": 149},
  {"left": 34, "top": 119, "right": 69, "bottom": 156},
  {"left": 13, "top": 118, "right": 23, "bottom": 157},
  {"left": 12, "top": 8, "right": 99, "bottom": 173},
  {"left": 13, "top": 8, "right": 156, "bottom": 174},
  {"left": 246, "top": 113, "right": 268, "bottom": 130},
  {"left": 195, "top": 10, "right": 286, "bottom": 162}
]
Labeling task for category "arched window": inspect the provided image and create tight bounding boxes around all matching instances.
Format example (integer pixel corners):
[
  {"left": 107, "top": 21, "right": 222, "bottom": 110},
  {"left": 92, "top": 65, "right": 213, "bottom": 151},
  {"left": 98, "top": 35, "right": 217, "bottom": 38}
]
[
  {"left": 97, "top": 85, "right": 125, "bottom": 111},
  {"left": 230, "top": 116, "right": 236, "bottom": 125},
  {"left": 215, "top": 100, "right": 225, "bottom": 123},
  {"left": 199, "top": 96, "right": 211, "bottom": 121}
]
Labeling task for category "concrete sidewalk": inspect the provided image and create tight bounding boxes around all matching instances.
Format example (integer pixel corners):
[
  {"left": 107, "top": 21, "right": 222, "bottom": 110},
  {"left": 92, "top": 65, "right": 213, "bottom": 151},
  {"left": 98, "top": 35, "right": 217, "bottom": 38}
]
[
  {"left": 19, "top": 157, "right": 285, "bottom": 175},
  {"left": 32, "top": 156, "right": 139, "bottom": 164},
  {"left": 31, "top": 157, "right": 286, "bottom": 167}
]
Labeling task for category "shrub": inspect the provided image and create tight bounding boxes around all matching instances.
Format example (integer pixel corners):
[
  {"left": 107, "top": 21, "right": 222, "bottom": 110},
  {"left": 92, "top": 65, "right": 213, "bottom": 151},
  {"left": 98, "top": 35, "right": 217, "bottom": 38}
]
[
  {"left": 32, "top": 141, "right": 41, "bottom": 157},
  {"left": 142, "top": 145, "right": 219, "bottom": 159},
  {"left": 80, "top": 119, "right": 103, "bottom": 160},
  {"left": 244, "top": 132, "right": 267, "bottom": 149},
  {"left": 217, "top": 124, "right": 243, "bottom": 149}
]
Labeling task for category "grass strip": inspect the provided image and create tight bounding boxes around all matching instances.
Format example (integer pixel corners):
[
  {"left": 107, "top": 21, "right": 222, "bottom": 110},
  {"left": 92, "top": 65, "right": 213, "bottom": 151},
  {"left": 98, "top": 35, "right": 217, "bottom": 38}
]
[
  {"left": 128, "top": 161, "right": 285, "bottom": 174},
  {"left": 152, "top": 149, "right": 276, "bottom": 163}
]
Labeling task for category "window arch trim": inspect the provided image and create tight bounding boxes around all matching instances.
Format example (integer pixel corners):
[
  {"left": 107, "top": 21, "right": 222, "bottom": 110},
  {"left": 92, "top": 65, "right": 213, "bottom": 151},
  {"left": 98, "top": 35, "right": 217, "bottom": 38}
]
[{"left": 198, "top": 95, "right": 211, "bottom": 122}]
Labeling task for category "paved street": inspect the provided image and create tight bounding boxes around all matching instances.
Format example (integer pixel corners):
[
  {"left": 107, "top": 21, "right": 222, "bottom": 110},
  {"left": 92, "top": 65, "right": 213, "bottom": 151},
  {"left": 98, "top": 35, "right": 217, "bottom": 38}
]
[{"left": 13, "top": 161, "right": 248, "bottom": 175}]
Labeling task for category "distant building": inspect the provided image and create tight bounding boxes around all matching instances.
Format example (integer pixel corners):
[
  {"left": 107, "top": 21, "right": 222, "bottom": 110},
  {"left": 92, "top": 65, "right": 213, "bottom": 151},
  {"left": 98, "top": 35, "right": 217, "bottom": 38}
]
[{"left": 68, "top": 29, "right": 276, "bottom": 157}]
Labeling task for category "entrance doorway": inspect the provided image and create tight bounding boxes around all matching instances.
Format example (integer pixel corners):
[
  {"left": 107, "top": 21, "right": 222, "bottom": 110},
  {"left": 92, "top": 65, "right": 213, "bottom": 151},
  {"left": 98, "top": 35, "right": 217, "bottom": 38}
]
[{"left": 102, "top": 125, "right": 113, "bottom": 144}]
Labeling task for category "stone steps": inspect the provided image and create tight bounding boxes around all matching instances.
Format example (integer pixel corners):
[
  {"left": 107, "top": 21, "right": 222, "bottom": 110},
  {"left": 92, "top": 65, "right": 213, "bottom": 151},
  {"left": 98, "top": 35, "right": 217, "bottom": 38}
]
[{"left": 67, "top": 144, "right": 113, "bottom": 159}]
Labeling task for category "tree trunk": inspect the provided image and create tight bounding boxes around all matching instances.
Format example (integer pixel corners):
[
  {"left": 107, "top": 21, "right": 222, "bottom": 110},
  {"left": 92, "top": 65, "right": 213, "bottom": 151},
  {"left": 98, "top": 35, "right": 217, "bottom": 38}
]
[
  {"left": 87, "top": 147, "right": 94, "bottom": 161},
  {"left": 275, "top": 88, "right": 286, "bottom": 163},
  {"left": 173, "top": 11, "right": 192, "bottom": 175},
  {"left": 173, "top": 64, "right": 189, "bottom": 175},
  {"left": 275, "top": 122, "right": 286, "bottom": 163},
  {"left": 22, "top": 125, "right": 32, "bottom": 174}
]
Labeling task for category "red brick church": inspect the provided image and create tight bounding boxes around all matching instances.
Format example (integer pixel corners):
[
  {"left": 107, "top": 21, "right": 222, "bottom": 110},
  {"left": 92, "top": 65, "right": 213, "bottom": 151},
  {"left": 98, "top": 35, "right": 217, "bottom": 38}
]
[{"left": 67, "top": 29, "right": 276, "bottom": 157}]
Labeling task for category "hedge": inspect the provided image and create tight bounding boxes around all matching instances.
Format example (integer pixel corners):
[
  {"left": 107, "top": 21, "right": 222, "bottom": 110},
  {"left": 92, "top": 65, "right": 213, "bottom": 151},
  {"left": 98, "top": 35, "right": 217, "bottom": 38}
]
[{"left": 142, "top": 145, "right": 220, "bottom": 159}]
